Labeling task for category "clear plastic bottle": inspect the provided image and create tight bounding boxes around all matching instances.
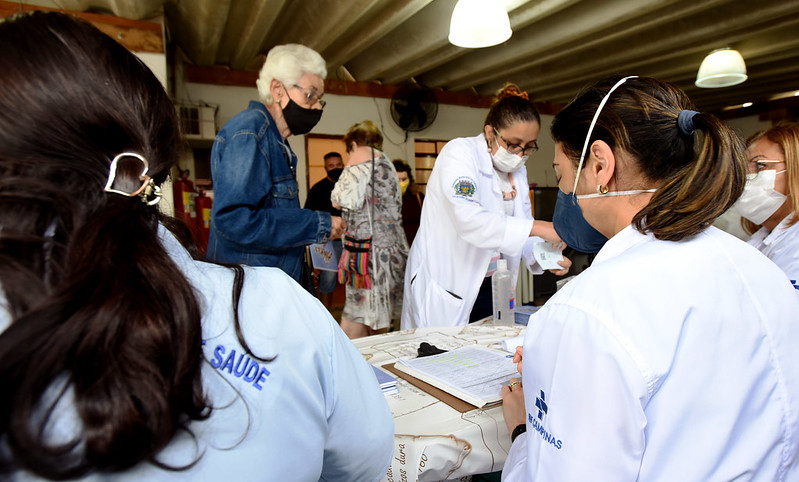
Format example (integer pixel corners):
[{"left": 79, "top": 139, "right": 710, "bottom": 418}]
[{"left": 492, "top": 259, "right": 515, "bottom": 325}]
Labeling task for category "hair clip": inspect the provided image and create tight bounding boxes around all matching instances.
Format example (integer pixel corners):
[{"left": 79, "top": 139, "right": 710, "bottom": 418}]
[
  {"left": 104, "top": 152, "right": 161, "bottom": 205},
  {"left": 678, "top": 110, "right": 699, "bottom": 136}
]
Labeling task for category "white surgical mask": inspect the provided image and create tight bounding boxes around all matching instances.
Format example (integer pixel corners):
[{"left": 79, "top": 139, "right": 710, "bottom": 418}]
[
  {"left": 491, "top": 145, "right": 528, "bottom": 173},
  {"left": 734, "top": 168, "right": 787, "bottom": 225}
]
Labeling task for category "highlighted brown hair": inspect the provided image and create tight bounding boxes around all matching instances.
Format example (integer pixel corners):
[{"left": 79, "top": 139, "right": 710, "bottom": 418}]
[
  {"left": 742, "top": 122, "right": 799, "bottom": 233},
  {"left": 551, "top": 75, "right": 747, "bottom": 241},
  {"left": 484, "top": 83, "right": 539, "bottom": 130}
]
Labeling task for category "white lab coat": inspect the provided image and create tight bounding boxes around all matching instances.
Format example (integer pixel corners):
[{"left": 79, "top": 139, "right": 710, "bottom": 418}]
[
  {"left": 502, "top": 225, "right": 799, "bottom": 481},
  {"left": 2, "top": 226, "right": 394, "bottom": 481},
  {"left": 747, "top": 212, "right": 799, "bottom": 287},
  {"left": 401, "top": 134, "right": 543, "bottom": 329}
]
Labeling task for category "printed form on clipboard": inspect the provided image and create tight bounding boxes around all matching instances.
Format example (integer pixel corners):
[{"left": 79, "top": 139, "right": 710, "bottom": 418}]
[{"left": 392, "top": 346, "right": 519, "bottom": 408}]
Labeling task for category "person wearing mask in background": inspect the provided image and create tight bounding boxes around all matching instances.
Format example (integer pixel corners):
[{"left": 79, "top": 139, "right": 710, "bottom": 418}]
[
  {"left": 0, "top": 12, "right": 393, "bottom": 481},
  {"left": 305, "top": 151, "right": 345, "bottom": 309},
  {"left": 392, "top": 159, "right": 424, "bottom": 246},
  {"left": 207, "top": 43, "right": 345, "bottom": 284},
  {"left": 501, "top": 76, "right": 799, "bottom": 480},
  {"left": 401, "top": 84, "right": 570, "bottom": 330},
  {"left": 735, "top": 122, "right": 799, "bottom": 288},
  {"left": 332, "top": 121, "right": 408, "bottom": 339}
]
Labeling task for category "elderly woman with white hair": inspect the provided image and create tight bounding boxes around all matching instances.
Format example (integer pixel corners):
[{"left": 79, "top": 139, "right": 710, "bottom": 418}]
[{"left": 207, "top": 43, "right": 346, "bottom": 283}]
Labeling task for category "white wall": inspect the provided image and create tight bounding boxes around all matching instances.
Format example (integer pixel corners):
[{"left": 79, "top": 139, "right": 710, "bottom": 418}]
[
  {"left": 177, "top": 80, "right": 775, "bottom": 205},
  {"left": 724, "top": 114, "right": 772, "bottom": 141},
  {"left": 179, "top": 82, "right": 562, "bottom": 202}
]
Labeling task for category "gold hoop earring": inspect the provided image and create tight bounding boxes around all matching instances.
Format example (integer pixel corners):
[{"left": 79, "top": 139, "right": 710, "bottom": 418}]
[{"left": 596, "top": 184, "right": 609, "bottom": 195}]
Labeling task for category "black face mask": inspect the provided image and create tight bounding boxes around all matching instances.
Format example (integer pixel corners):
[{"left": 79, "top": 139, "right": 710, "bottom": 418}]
[
  {"left": 327, "top": 168, "right": 343, "bottom": 181},
  {"left": 281, "top": 97, "right": 323, "bottom": 135}
]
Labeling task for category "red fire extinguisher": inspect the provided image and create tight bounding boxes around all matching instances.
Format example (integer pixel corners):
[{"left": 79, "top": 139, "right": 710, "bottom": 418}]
[
  {"left": 172, "top": 168, "right": 200, "bottom": 242},
  {"left": 195, "top": 188, "right": 212, "bottom": 254}
]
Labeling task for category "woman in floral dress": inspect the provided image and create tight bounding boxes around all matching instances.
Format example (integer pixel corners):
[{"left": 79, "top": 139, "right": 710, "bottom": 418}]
[{"left": 332, "top": 120, "right": 409, "bottom": 338}]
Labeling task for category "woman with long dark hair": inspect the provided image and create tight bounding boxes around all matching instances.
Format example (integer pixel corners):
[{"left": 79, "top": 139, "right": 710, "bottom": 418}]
[{"left": 0, "top": 11, "right": 392, "bottom": 480}]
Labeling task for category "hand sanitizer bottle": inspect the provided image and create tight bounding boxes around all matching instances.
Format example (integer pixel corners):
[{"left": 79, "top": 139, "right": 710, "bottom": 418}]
[{"left": 492, "top": 259, "right": 515, "bottom": 325}]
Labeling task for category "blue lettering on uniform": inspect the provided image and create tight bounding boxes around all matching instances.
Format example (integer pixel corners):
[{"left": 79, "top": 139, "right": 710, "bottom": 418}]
[
  {"left": 252, "top": 367, "right": 271, "bottom": 391},
  {"left": 208, "top": 344, "right": 272, "bottom": 391},
  {"left": 243, "top": 361, "right": 260, "bottom": 382},
  {"left": 221, "top": 350, "right": 236, "bottom": 373},
  {"left": 234, "top": 354, "right": 249, "bottom": 377},
  {"left": 210, "top": 344, "right": 225, "bottom": 368},
  {"left": 529, "top": 412, "right": 563, "bottom": 450}
]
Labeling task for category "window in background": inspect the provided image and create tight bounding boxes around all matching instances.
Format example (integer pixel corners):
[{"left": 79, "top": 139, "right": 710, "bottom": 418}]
[{"left": 414, "top": 139, "right": 448, "bottom": 194}]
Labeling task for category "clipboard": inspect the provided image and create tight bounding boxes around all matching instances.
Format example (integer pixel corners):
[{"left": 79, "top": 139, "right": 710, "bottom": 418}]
[{"left": 382, "top": 363, "right": 493, "bottom": 413}]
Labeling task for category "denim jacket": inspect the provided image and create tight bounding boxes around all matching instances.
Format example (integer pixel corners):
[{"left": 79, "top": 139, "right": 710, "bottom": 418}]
[{"left": 207, "top": 101, "right": 332, "bottom": 281}]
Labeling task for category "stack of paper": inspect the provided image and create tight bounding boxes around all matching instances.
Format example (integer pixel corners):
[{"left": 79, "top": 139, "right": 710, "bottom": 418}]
[
  {"left": 372, "top": 364, "right": 399, "bottom": 395},
  {"left": 515, "top": 304, "right": 540, "bottom": 325},
  {"left": 393, "top": 346, "right": 518, "bottom": 408}
]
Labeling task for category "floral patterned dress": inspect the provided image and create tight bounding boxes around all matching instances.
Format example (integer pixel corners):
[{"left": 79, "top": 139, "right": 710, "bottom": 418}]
[{"left": 331, "top": 150, "right": 409, "bottom": 330}]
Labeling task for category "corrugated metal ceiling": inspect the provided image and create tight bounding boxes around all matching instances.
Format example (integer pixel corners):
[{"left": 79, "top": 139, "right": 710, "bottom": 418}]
[{"left": 12, "top": 0, "right": 799, "bottom": 114}]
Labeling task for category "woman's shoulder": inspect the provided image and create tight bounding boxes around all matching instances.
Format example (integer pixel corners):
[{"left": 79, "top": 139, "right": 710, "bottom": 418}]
[
  {"left": 199, "top": 264, "right": 340, "bottom": 359},
  {"left": 436, "top": 135, "right": 486, "bottom": 167}
]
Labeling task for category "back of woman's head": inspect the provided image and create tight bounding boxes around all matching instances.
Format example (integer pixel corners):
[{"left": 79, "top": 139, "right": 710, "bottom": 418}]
[
  {"left": 484, "top": 83, "right": 540, "bottom": 130},
  {"left": 344, "top": 120, "right": 383, "bottom": 151},
  {"left": 551, "top": 75, "right": 746, "bottom": 241},
  {"left": 0, "top": 11, "right": 207, "bottom": 477}
]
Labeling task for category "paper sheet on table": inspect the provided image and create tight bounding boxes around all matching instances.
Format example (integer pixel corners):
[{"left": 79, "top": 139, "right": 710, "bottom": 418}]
[
  {"left": 394, "top": 346, "right": 517, "bottom": 407},
  {"left": 533, "top": 241, "right": 564, "bottom": 270},
  {"left": 501, "top": 334, "right": 525, "bottom": 353}
]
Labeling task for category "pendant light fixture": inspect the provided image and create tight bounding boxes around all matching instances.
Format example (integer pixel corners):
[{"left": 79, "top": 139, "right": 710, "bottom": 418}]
[
  {"left": 695, "top": 48, "right": 748, "bottom": 88},
  {"left": 448, "top": 0, "right": 512, "bottom": 49}
]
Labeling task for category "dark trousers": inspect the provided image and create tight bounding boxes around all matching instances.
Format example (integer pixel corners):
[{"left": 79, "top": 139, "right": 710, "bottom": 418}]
[{"left": 469, "top": 276, "right": 493, "bottom": 323}]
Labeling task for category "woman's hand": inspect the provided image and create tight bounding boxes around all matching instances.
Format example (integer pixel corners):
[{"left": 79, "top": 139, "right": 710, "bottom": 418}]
[
  {"left": 347, "top": 145, "right": 375, "bottom": 166},
  {"left": 549, "top": 254, "right": 572, "bottom": 276},
  {"left": 513, "top": 346, "right": 523, "bottom": 375},
  {"left": 502, "top": 377, "right": 526, "bottom": 435}
]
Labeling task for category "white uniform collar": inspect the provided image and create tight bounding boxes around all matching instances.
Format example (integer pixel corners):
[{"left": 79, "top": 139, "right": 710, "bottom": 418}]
[
  {"left": 592, "top": 225, "right": 654, "bottom": 265},
  {"left": 759, "top": 212, "right": 797, "bottom": 247}
]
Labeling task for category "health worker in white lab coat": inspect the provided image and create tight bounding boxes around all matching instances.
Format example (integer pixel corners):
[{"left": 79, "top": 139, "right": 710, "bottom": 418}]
[
  {"left": 501, "top": 76, "right": 799, "bottom": 480},
  {"left": 735, "top": 122, "right": 799, "bottom": 288},
  {"left": 401, "top": 85, "right": 570, "bottom": 329}
]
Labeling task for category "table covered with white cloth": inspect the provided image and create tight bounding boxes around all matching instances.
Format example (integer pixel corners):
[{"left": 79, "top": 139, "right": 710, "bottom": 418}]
[{"left": 352, "top": 323, "right": 526, "bottom": 482}]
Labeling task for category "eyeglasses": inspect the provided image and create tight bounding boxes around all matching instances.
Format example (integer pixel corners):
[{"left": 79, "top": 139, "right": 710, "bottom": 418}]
[
  {"left": 747, "top": 159, "right": 784, "bottom": 174},
  {"left": 494, "top": 128, "right": 538, "bottom": 155},
  {"left": 293, "top": 84, "right": 326, "bottom": 108}
]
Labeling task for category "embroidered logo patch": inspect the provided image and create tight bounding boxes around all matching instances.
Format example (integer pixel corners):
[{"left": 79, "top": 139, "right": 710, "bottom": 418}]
[
  {"left": 528, "top": 388, "right": 563, "bottom": 450},
  {"left": 452, "top": 177, "right": 477, "bottom": 198}
]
